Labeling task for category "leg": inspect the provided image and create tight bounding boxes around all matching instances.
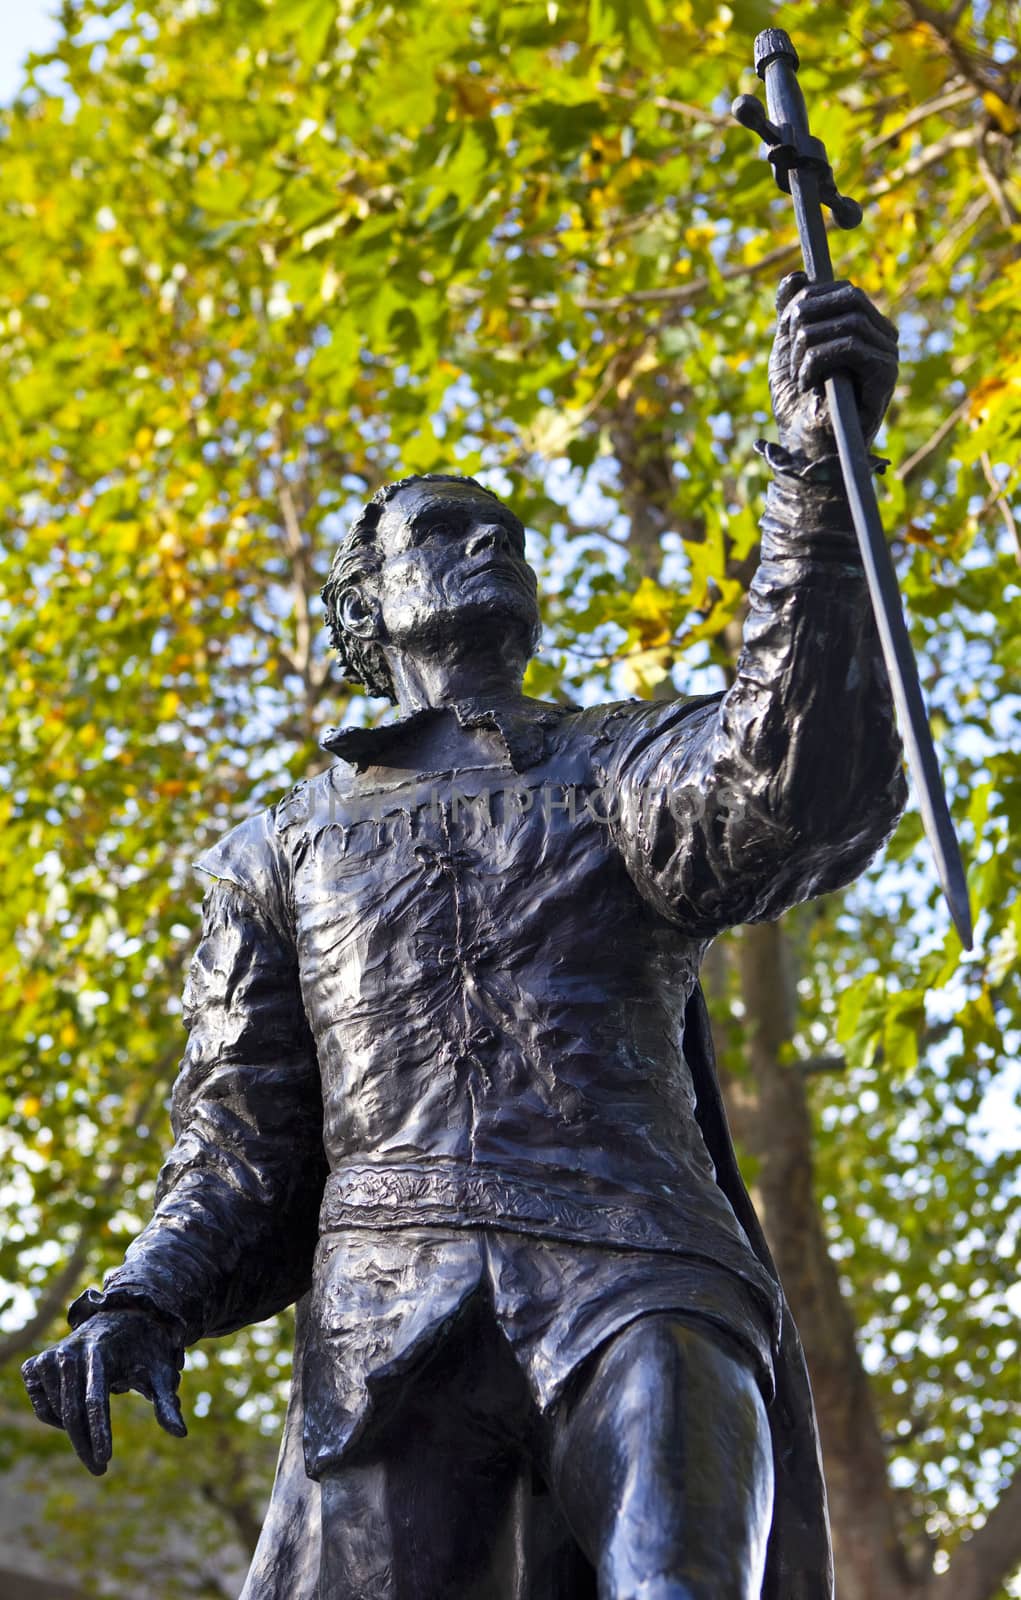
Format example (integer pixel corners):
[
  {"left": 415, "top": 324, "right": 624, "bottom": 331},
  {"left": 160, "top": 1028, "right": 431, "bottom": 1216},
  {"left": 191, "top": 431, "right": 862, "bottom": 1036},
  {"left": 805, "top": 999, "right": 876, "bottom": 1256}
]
[
  {"left": 319, "top": 1450, "right": 525, "bottom": 1600},
  {"left": 317, "top": 1301, "right": 533, "bottom": 1600},
  {"left": 546, "top": 1314, "right": 774, "bottom": 1600}
]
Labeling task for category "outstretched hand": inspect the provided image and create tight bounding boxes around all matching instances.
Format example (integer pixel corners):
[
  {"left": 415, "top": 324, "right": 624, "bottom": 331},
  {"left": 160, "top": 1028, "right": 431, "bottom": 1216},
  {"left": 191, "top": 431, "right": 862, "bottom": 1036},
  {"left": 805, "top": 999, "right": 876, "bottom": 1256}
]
[
  {"left": 22, "top": 1309, "right": 186, "bottom": 1476},
  {"left": 770, "top": 271, "right": 899, "bottom": 458}
]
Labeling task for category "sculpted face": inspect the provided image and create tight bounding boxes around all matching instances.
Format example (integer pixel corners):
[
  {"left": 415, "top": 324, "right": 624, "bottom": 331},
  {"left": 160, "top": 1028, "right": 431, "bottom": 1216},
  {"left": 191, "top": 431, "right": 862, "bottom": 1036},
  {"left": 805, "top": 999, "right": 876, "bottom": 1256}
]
[{"left": 355, "top": 481, "right": 540, "bottom": 670}]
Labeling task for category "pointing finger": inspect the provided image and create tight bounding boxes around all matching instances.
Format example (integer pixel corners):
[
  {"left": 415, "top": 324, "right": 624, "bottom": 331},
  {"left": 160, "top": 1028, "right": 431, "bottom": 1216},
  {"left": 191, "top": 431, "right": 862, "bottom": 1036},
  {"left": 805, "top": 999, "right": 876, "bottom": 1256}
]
[
  {"left": 84, "top": 1343, "right": 113, "bottom": 1472},
  {"left": 59, "top": 1348, "right": 104, "bottom": 1476}
]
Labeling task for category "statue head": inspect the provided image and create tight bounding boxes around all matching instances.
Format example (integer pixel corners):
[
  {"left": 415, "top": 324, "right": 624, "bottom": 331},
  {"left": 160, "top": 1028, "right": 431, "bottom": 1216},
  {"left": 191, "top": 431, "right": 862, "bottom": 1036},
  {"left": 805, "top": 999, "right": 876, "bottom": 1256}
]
[{"left": 321, "top": 474, "right": 540, "bottom": 704}]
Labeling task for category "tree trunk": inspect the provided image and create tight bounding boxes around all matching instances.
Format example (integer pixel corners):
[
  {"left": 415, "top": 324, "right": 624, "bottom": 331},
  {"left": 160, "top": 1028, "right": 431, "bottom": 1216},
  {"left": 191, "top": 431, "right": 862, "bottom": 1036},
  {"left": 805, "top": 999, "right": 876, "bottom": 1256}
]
[{"left": 724, "top": 920, "right": 918, "bottom": 1600}]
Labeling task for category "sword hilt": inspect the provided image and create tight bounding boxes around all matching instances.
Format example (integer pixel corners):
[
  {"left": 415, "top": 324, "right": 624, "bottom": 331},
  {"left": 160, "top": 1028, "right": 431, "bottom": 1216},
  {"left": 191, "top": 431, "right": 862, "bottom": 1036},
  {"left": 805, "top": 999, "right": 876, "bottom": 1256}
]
[{"left": 732, "top": 29, "right": 863, "bottom": 231}]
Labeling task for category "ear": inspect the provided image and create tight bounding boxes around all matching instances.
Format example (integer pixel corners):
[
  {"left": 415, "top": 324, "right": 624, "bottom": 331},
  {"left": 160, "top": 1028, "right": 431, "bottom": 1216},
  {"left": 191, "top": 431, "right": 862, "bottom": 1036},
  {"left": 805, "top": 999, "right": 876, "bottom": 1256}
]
[{"left": 340, "top": 586, "right": 382, "bottom": 642}]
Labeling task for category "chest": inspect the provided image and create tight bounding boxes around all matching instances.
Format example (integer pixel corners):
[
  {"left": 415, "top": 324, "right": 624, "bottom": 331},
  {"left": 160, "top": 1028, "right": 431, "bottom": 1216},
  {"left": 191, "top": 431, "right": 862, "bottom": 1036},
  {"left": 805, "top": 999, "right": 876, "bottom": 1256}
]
[{"left": 287, "top": 762, "right": 635, "bottom": 970}]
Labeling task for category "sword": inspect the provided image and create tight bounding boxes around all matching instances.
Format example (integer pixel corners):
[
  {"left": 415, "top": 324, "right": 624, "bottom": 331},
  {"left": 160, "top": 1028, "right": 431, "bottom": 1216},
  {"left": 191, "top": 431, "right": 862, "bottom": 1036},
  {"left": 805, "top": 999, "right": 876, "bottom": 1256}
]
[{"left": 732, "top": 27, "right": 973, "bottom": 950}]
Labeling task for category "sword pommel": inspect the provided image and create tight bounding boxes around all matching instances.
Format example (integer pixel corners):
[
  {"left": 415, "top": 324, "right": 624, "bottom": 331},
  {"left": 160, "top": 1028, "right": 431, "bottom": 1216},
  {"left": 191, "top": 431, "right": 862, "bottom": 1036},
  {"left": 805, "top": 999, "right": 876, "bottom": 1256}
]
[{"left": 754, "top": 28, "right": 799, "bottom": 78}]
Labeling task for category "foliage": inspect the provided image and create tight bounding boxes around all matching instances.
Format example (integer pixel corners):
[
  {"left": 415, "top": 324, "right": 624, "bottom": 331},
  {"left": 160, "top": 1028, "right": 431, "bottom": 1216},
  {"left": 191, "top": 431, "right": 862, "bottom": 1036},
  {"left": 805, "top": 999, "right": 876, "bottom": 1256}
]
[{"left": 0, "top": 0, "right": 1017, "bottom": 1595}]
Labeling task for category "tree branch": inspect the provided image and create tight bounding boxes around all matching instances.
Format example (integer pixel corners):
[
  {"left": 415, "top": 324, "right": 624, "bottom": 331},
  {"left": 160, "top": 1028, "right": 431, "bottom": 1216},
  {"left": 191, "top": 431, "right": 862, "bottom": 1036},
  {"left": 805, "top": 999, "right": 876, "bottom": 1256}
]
[
  {"left": 0, "top": 1229, "right": 93, "bottom": 1366},
  {"left": 198, "top": 1436, "right": 266, "bottom": 1555},
  {"left": 503, "top": 114, "right": 985, "bottom": 320},
  {"left": 506, "top": 239, "right": 800, "bottom": 313},
  {"left": 897, "top": 395, "right": 973, "bottom": 483},
  {"left": 899, "top": 191, "right": 991, "bottom": 301},
  {"left": 798, "top": 1054, "right": 848, "bottom": 1076},
  {"left": 861, "top": 82, "right": 975, "bottom": 152},
  {"left": 867, "top": 126, "right": 986, "bottom": 199},
  {"left": 976, "top": 136, "right": 1018, "bottom": 228},
  {"left": 979, "top": 452, "right": 1021, "bottom": 560},
  {"left": 901, "top": 1, "right": 1005, "bottom": 98},
  {"left": 594, "top": 79, "right": 733, "bottom": 128},
  {"left": 0, "top": 1077, "right": 166, "bottom": 1366}
]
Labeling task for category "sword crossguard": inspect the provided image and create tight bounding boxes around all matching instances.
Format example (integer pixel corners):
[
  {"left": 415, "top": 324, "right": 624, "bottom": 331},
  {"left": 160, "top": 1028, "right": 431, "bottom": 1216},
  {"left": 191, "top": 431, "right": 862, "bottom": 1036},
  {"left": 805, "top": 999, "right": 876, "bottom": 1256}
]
[{"left": 731, "top": 28, "right": 863, "bottom": 231}]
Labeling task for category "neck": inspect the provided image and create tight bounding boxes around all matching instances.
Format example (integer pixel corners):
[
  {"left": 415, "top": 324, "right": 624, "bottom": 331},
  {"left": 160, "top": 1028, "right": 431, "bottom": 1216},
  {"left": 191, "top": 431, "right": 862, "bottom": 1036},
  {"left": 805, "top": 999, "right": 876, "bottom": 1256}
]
[{"left": 387, "top": 649, "right": 525, "bottom": 718}]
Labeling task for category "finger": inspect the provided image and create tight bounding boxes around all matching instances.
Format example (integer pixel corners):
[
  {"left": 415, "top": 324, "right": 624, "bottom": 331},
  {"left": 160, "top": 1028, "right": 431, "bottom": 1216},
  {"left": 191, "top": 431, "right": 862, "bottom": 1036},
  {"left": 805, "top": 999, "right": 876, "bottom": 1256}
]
[
  {"left": 84, "top": 1343, "right": 113, "bottom": 1472},
  {"left": 775, "top": 270, "right": 809, "bottom": 316},
  {"left": 792, "top": 282, "right": 898, "bottom": 343},
  {"left": 798, "top": 339, "right": 897, "bottom": 396},
  {"left": 149, "top": 1365, "right": 187, "bottom": 1439},
  {"left": 37, "top": 1354, "right": 66, "bottom": 1430},
  {"left": 793, "top": 314, "right": 899, "bottom": 371},
  {"left": 59, "top": 1350, "right": 105, "bottom": 1476},
  {"left": 22, "top": 1357, "right": 63, "bottom": 1429}
]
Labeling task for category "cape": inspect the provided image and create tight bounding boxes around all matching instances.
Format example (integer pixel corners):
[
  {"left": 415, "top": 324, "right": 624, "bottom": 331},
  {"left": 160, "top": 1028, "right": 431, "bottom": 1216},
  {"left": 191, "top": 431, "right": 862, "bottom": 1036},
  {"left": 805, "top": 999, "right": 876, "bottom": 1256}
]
[{"left": 238, "top": 983, "right": 834, "bottom": 1600}]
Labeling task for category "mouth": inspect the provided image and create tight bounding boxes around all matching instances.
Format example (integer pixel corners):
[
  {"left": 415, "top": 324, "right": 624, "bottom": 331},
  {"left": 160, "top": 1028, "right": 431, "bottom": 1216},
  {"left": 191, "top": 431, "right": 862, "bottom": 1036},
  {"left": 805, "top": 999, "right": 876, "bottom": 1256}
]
[{"left": 470, "top": 559, "right": 532, "bottom": 591}]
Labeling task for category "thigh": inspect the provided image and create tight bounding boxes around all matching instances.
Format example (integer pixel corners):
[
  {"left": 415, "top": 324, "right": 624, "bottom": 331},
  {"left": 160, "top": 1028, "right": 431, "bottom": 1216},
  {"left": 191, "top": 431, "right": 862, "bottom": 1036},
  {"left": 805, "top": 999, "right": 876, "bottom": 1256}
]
[
  {"left": 545, "top": 1314, "right": 774, "bottom": 1600},
  {"left": 317, "top": 1301, "right": 534, "bottom": 1600}
]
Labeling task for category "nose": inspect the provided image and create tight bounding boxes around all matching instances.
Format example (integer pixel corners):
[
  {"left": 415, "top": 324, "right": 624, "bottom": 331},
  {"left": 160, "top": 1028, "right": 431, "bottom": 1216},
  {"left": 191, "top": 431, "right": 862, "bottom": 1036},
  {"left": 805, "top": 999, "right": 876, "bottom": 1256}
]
[{"left": 465, "top": 523, "right": 514, "bottom": 560}]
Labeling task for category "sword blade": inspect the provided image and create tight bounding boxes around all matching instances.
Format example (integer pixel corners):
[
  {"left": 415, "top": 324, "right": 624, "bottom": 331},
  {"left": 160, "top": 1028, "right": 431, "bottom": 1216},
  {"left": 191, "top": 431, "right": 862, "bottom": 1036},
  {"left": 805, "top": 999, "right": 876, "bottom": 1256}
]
[
  {"left": 825, "top": 368, "right": 974, "bottom": 949},
  {"left": 752, "top": 35, "right": 975, "bottom": 949}
]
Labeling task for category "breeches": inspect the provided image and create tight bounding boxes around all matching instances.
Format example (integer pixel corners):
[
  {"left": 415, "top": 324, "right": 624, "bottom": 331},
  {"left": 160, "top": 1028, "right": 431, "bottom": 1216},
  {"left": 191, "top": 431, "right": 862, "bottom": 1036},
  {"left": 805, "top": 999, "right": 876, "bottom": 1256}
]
[
  {"left": 302, "top": 1225, "right": 775, "bottom": 1481},
  {"left": 315, "top": 1293, "right": 774, "bottom": 1600}
]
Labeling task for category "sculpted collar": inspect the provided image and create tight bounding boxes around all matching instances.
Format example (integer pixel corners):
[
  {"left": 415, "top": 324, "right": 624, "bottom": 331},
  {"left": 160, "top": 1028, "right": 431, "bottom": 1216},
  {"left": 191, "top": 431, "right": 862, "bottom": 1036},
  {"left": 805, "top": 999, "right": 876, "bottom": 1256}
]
[{"left": 321, "top": 695, "right": 578, "bottom": 774}]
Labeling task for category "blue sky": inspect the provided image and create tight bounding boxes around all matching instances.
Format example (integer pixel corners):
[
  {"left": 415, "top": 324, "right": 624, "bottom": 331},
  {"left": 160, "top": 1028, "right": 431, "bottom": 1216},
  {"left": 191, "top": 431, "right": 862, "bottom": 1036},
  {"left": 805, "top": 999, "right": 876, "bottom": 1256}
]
[{"left": 0, "top": 0, "right": 61, "bottom": 102}]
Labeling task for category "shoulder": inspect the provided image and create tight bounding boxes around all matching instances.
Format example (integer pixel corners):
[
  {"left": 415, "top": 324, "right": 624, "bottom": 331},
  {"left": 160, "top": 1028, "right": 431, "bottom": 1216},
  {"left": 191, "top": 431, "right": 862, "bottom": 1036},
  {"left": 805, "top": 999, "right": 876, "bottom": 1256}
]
[
  {"left": 561, "top": 694, "right": 723, "bottom": 767},
  {"left": 196, "top": 808, "right": 280, "bottom": 897},
  {"left": 195, "top": 766, "right": 348, "bottom": 935}
]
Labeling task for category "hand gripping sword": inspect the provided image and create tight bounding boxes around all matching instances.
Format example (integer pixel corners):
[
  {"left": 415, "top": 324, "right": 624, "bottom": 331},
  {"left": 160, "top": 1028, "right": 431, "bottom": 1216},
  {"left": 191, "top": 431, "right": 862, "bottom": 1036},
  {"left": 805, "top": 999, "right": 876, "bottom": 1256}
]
[{"left": 733, "top": 28, "right": 973, "bottom": 949}]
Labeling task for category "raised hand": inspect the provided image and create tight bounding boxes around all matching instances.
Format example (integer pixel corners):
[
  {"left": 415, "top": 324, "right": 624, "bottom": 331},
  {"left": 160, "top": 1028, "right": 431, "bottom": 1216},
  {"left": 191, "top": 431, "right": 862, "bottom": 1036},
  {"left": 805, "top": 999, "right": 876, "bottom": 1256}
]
[
  {"left": 22, "top": 1309, "right": 186, "bottom": 1476},
  {"left": 770, "top": 271, "right": 899, "bottom": 458}
]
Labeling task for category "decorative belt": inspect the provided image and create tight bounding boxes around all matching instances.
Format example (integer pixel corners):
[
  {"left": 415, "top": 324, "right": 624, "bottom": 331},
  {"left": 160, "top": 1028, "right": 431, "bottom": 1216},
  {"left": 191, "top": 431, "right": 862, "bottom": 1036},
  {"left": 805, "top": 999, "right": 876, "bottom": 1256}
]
[{"left": 319, "top": 1161, "right": 780, "bottom": 1312}]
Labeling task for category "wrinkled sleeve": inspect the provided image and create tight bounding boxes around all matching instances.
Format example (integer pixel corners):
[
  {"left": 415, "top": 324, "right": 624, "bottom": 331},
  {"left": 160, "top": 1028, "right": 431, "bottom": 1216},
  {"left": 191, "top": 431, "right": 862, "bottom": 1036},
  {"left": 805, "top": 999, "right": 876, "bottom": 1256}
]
[
  {"left": 602, "top": 471, "right": 907, "bottom": 936},
  {"left": 69, "top": 816, "right": 326, "bottom": 1346}
]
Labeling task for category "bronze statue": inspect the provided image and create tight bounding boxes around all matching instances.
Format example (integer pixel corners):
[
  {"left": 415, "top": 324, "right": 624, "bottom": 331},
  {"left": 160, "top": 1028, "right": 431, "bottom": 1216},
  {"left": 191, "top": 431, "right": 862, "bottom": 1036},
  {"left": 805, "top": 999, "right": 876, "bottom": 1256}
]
[{"left": 22, "top": 256, "right": 904, "bottom": 1599}]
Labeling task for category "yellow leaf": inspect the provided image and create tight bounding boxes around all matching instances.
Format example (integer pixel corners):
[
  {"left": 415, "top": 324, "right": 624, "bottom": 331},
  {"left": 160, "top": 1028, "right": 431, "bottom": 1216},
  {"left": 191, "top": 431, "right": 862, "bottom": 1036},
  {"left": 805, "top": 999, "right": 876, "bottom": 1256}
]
[
  {"left": 983, "top": 91, "right": 1019, "bottom": 135},
  {"left": 440, "top": 71, "right": 493, "bottom": 120},
  {"left": 621, "top": 648, "right": 673, "bottom": 698},
  {"left": 626, "top": 578, "right": 680, "bottom": 648}
]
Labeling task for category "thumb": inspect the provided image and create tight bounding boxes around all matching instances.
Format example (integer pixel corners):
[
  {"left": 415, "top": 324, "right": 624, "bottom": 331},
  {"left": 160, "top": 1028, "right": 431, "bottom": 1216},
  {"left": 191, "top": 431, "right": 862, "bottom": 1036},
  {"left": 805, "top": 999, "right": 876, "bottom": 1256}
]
[
  {"left": 150, "top": 1368, "right": 187, "bottom": 1439},
  {"left": 776, "top": 270, "right": 808, "bottom": 317}
]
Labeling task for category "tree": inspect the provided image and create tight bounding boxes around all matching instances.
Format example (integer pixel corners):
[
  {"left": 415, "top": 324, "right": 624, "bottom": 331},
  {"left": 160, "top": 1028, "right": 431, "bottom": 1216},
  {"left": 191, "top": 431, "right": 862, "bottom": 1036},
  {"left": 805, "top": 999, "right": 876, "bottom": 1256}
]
[{"left": 0, "top": 1, "right": 1018, "bottom": 1595}]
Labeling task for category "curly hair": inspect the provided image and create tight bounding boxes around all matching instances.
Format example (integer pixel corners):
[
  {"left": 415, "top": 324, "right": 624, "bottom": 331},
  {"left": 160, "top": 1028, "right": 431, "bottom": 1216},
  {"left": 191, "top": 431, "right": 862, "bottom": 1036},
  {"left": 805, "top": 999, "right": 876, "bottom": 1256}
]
[{"left": 321, "top": 473, "right": 502, "bottom": 702}]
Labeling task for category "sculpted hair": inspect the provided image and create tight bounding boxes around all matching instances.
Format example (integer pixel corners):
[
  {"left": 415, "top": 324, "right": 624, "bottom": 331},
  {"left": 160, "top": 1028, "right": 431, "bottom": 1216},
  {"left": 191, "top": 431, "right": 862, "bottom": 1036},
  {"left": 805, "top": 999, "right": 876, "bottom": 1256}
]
[{"left": 321, "top": 473, "right": 502, "bottom": 702}]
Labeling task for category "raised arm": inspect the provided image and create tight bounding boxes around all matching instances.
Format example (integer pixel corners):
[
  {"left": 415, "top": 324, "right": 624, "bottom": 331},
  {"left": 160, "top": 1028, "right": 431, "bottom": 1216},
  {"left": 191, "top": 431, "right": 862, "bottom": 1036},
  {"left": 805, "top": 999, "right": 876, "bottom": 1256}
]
[
  {"left": 603, "top": 273, "right": 907, "bottom": 935},
  {"left": 23, "top": 820, "right": 326, "bottom": 1473}
]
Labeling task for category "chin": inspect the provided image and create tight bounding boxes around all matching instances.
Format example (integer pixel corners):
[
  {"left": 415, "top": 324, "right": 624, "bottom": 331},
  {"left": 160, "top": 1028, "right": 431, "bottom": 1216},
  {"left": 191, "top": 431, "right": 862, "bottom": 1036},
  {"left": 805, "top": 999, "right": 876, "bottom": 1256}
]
[
  {"left": 461, "top": 594, "right": 538, "bottom": 646},
  {"left": 406, "top": 596, "right": 538, "bottom": 661}
]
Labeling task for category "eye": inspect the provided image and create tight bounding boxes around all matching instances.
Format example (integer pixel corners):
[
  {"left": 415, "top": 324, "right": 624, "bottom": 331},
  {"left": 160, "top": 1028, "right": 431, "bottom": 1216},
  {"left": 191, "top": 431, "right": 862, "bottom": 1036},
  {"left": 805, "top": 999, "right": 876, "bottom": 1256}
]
[{"left": 422, "top": 521, "right": 454, "bottom": 542}]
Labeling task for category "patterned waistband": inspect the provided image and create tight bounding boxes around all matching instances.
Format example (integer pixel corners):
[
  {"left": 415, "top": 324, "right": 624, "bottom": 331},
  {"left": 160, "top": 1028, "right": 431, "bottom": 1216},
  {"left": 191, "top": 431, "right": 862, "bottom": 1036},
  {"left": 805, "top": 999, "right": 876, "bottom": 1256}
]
[{"left": 319, "top": 1162, "right": 778, "bottom": 1305}]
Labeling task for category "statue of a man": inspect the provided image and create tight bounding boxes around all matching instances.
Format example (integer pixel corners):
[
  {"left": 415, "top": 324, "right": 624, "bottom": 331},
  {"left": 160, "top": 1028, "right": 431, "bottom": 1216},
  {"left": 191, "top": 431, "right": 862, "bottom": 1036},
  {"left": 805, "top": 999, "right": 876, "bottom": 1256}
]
[{"left": 24, "top": 272, "right": 904, "bottom": 1600}]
